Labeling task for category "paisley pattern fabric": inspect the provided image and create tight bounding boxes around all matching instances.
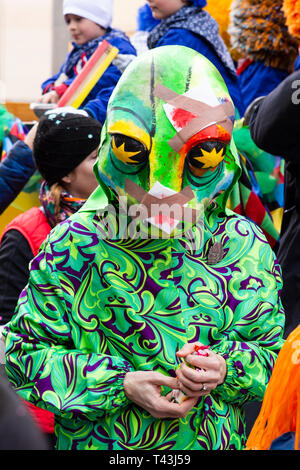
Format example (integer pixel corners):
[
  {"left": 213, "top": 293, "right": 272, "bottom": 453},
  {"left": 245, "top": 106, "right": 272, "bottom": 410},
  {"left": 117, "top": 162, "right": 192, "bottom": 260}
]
[
  {"left": 4, "top": 202, "right": 284, "bottom": 450},
  {"left": 3, "top": 46, "right": 285, "bottom": 450}
]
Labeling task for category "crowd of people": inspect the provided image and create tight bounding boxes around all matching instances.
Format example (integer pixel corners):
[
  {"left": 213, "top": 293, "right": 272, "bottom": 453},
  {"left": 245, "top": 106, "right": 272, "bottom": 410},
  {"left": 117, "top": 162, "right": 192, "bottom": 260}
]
[{"left": 0, "top": 0, "right": 300, "bottom": 452}]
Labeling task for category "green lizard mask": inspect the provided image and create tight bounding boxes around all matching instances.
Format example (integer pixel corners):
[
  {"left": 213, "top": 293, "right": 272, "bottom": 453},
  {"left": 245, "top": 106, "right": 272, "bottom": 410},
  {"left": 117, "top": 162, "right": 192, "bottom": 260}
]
[{"left": 94, "top": 45, "right": 240, "bottom": 238}]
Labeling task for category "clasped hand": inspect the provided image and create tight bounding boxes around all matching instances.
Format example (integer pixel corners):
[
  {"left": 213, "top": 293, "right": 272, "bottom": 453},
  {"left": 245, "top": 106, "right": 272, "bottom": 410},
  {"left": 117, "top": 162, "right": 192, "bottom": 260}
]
[
  {"left": 175, "top": 342, "right": 227, "bottom": 397},
  {"left": 123, "top": 370, "right": 197, "bottom": 419},
  {"left": 123, "top": 342, "right": 227, "bottom": 419}
]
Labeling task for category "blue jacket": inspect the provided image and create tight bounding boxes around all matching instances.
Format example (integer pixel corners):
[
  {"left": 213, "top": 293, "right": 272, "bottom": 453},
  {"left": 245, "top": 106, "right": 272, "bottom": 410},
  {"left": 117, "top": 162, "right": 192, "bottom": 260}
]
[
  {"left": 238, "top": 60, "right": 289, "bottom": 112},
  {"left": 153, "top": 28, "right": 244, "bottom": 117},
  {"left": 41, "top": 29, "right": 137, "bottom": 124},
  {"left": 294, "top": 55, "right": 300, "bottom": 71},
  {"left": 0, "top": 141, "right": 35, "bottom": 215}
]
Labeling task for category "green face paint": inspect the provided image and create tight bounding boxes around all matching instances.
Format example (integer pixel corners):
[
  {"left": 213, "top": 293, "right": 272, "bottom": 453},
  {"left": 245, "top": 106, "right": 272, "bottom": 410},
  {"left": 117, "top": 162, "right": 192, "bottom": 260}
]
[{"left": 95, "top": 45, "right": 240, "bottom": 238}]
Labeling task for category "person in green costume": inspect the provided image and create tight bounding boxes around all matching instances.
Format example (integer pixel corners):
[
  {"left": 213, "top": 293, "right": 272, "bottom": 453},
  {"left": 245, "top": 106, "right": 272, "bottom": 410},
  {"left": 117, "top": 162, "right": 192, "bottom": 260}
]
[{"left": 3, "top": 46, "right": 284, "bottom": 450}]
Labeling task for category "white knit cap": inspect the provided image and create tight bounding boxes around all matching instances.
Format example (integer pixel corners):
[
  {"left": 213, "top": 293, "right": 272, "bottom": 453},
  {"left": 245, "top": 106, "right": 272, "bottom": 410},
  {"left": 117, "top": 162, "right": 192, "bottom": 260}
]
[{"left": 63, "top": 0, "right": 114, "bottom": 29}]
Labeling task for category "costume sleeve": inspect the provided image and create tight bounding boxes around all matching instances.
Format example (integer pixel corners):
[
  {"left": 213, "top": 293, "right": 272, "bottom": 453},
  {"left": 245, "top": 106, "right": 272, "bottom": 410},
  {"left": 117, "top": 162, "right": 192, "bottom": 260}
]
[
  {"left": 211, "top": 252, "right": 285, "bottom": 405},
  {"left": 0, "top": 141, "right": 36, "bottom": 214},
  {"left": 0, "top": 230, "right": 33, "bottom": 325},
  {"left": 3, "top": 238, "right": 134, "bottom": 421}
]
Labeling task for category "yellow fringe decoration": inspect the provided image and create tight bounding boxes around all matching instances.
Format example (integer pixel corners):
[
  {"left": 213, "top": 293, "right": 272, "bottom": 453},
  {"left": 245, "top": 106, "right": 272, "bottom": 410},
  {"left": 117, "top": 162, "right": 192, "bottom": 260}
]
[
  {"left": 229, "top": 0, "right": 298, "bottom": 71},
  {"left": 246, "top": 325, "right": 300, "bottom": 450},
  {"left": 283, "top": 0, "right": 300, "bottom": 39},
  {"left": 204, "top": 0, "right": 233, "bottom": 49}
]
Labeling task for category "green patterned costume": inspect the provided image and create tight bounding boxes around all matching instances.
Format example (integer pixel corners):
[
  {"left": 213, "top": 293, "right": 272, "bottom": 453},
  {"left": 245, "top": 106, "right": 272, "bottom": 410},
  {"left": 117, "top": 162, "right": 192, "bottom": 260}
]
[{"left": 4, "top": 46, "right": 284, "bottom": 450}]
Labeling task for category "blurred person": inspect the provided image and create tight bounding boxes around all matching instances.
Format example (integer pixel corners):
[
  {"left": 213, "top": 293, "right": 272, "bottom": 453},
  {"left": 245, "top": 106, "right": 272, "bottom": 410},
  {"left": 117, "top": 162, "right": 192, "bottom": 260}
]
[
  {"left": 37, "top": 0, "right": 136, "bottom": 124},
  {"left": 284, "top": 0, "right": 300, "bottom": 72},
  {"left": 249, "top": 69, "right": 300, "bottom": 339},
  {"left": 0, "top": 370, "right": 49, "bottom": 450},
  {"left": 146, "top": 0, "right": 244, "bottom": 116},
  {"left": 0, "top": 125, "right": 37, "bottom": 215},
  {"left": 130, "top": 3, "right": 160, "bottom": 55},
  {"left": 0, "top": 109, "right": 102, "bottom": 448},
  {"left": 229, "top": 0, "right": 298, "bottom": 113}
]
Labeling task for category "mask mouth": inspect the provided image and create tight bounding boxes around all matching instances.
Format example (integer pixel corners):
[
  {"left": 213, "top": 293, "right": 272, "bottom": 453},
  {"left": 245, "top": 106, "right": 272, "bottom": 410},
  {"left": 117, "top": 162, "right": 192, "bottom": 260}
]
[
  {"left": 150, "top": 214, "right": 177, "bottom": 235},
  {"left": 144, "top": 182, "right": 192, "bottom": 235},
  {"left": 125, "top": 179, "right": 200, "bottom": 235}
]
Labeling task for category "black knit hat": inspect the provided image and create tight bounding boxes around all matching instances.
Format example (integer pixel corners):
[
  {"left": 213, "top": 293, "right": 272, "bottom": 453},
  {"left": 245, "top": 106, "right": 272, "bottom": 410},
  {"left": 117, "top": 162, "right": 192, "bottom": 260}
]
[{"left": 33, "top": 110, "right": 102, "bottom": 186}]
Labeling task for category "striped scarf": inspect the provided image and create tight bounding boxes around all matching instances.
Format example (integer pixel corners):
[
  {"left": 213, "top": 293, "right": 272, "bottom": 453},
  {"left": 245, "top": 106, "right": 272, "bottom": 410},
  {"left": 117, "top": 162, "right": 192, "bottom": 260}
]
[{"left": 39, "top": 181, "right": 86, "bottom": 228}]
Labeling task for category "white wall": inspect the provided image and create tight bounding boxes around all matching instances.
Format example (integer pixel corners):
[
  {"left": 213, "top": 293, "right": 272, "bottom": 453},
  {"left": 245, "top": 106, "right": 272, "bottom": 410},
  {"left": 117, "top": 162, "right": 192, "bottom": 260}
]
[
  {"left": 0, "top": 0, "right": 145, "bottom": 103},
  {"left": 113, "top": 0, "right": 144, "bottom": 33},
  {"left": 0, "top": 0, "right": 53, "bottom": 102}
]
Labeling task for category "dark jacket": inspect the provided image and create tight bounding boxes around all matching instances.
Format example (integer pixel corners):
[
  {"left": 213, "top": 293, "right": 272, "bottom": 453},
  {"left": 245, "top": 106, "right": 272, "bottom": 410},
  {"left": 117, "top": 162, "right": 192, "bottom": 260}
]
[
  {"left": 249, "top": 70, "right": 300, "bottom": 337},
  {"left": 0, "top": 371, "right": 49, "bottom": 450},
  {"left": 0, "top": 141, "right": 35, "bottom": 215}
]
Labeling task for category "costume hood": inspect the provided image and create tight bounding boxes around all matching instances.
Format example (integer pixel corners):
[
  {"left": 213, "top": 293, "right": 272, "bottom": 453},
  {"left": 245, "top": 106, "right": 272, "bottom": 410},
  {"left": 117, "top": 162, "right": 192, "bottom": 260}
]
[{"left": 88, "top": 46, "right": 241, "bottom": 238}]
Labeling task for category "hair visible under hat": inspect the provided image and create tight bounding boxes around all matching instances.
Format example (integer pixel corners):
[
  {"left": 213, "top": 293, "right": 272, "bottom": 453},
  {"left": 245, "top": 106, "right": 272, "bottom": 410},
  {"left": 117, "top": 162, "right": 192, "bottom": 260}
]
[
  {"left": 63, "top": 0, "right": 114, "bottom": 29},
  {"left": 33, "top": 111, "right": 101, "bottom": 186}
]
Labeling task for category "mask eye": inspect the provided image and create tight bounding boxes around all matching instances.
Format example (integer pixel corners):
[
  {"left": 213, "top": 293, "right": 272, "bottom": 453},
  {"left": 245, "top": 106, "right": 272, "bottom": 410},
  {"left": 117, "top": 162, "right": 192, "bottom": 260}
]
[
  {"left": 187, "top": 140, "right": 227, "bottom": 176},
  {"left": 110, "top": 134, "right": 148, "bottom": 165}
]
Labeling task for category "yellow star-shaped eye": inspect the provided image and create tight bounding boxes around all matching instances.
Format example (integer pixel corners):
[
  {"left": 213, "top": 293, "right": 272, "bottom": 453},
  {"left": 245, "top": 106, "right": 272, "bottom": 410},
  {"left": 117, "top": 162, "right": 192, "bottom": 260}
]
[
  {"left": 112, "top": 138, "right": 141, "bottom": 164},
  {"left": 194, "top": 147, "right": 225, "bottom": 169}
]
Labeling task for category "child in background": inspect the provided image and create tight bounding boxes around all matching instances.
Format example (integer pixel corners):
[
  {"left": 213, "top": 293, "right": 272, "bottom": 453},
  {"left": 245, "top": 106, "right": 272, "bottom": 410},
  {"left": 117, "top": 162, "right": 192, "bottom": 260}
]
[
  {"left": 130, "top": 3, "right": 160, "bottom": 56},
  {"left": 37, "top": 0, "right": 136, "bottom": 124}
]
